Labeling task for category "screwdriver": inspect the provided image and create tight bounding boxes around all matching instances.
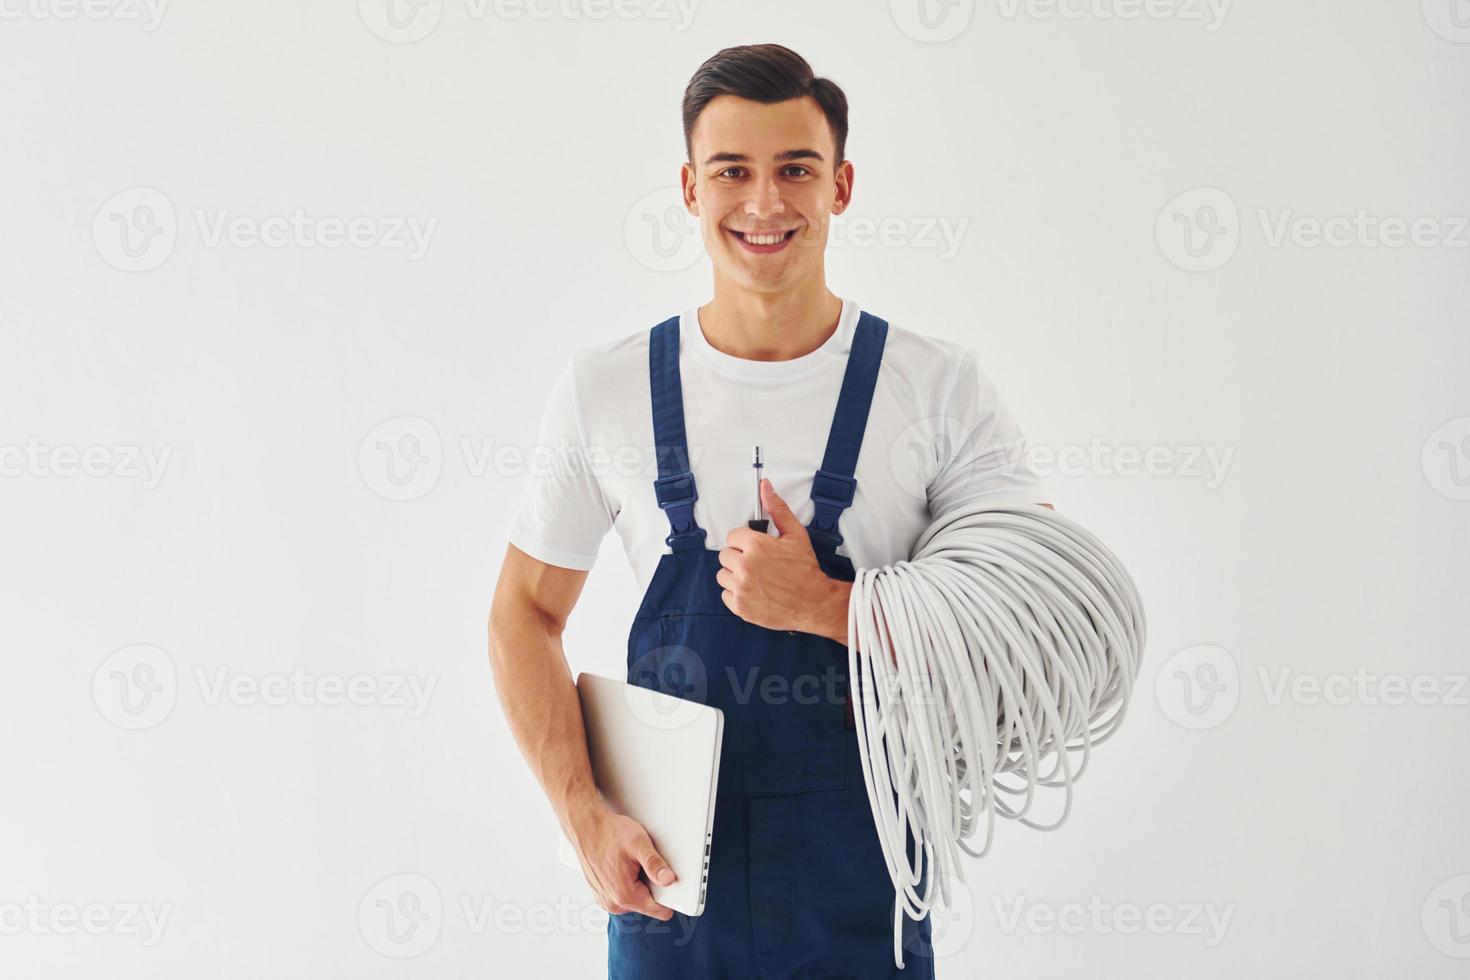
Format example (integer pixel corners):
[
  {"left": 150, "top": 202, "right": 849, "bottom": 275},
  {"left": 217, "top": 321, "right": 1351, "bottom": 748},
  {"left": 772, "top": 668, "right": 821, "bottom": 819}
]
[{"left": 747, "top": 445, "right": 769, "bottom": 532}]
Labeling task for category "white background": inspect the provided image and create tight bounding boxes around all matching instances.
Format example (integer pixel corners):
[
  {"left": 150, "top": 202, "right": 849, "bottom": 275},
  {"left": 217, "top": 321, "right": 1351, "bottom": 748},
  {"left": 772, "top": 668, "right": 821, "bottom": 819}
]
[{"left": 3, "top": 1, "right": 1468, "bottom": 977}]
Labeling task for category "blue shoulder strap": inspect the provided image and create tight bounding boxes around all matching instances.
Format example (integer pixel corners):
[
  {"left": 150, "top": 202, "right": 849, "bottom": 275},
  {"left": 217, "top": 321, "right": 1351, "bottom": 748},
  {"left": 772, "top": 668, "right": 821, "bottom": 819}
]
[
  {"left": 649, "top": 309, "right": 889, "bottom": 555},
  {"left": 648, "top": 315, "right": 707, "bottom": 551},
  {"left": 806, "top": 311, "right": 889, "bottom": 553}
]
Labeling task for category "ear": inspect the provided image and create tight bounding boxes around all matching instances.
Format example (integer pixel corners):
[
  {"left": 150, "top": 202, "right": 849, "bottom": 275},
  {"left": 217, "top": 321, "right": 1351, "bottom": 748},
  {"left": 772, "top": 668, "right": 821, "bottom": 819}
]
[{"left": 681, "top": 163, "right": 699, "bottom": 215}]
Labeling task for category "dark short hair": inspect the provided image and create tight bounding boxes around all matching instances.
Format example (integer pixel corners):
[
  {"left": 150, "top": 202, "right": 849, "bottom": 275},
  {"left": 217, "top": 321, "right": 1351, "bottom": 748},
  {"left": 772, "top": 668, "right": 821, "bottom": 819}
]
[{"left": 681, "top": 44, "right": 849, "bottom": 166}]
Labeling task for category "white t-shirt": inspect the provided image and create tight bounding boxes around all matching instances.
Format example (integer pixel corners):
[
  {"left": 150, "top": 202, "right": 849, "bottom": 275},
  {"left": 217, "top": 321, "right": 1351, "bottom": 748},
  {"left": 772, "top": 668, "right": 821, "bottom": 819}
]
[{"left": 507, "top": 297, "right": 1049, "bottom": 597}]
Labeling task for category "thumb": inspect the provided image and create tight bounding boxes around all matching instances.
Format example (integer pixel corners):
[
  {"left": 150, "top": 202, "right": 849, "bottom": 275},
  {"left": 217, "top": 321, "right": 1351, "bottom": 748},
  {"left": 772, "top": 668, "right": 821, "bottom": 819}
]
[
  {"left": 635, "top": 833, "right": 676, "bottom": 886},
  {"left": 761, "top": 479, "right": 806, "bottom": 540}
]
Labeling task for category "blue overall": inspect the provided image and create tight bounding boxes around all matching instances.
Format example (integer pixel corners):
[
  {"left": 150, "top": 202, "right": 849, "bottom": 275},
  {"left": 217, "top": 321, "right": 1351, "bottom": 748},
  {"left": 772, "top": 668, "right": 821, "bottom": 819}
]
[{"left": 609, "top": 311, "right": 937, "bottom": 979}]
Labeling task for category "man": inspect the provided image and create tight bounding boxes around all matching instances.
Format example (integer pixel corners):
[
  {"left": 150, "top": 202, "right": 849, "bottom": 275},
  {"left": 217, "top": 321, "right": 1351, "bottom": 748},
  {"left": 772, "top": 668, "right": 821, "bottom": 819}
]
[{"left": 488, "top": 43, "right": 1050, "bottom": 979}]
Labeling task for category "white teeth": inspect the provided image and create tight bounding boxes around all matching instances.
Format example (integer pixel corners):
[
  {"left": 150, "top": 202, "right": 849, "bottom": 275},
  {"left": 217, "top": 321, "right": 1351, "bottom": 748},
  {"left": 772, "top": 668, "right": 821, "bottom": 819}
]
[{"left": 740, "top": 231, "right": 788, "bottom": 246}]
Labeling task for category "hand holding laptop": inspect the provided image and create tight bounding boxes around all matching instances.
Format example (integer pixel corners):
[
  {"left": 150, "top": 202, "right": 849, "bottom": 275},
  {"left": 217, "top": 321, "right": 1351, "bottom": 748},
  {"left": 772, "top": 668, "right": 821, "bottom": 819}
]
[
  {"left": 564, "top": 803, "right": 678, "bottom": 921},
  {"left": 573, "top": 673, "right": 724, "bottom": 918}
]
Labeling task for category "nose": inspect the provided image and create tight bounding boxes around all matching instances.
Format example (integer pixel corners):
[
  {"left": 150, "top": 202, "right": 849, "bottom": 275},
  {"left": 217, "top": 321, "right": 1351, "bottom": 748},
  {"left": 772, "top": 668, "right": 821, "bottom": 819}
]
[{"left": 742, "top": 174, "right": 786, "bottom": 221}]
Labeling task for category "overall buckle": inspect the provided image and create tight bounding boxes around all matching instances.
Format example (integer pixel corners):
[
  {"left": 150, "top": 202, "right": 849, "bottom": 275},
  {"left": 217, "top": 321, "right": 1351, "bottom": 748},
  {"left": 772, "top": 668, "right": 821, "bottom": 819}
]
[{"left": 654, "top": 472, "right": 697, "bottom": 510}]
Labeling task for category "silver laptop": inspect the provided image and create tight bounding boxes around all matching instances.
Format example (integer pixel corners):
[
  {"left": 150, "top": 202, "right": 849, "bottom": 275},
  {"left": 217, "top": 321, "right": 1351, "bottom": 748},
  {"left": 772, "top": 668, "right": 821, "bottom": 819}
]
[{"left": 575, "top": 672, "right": 724, "bottom": 916}]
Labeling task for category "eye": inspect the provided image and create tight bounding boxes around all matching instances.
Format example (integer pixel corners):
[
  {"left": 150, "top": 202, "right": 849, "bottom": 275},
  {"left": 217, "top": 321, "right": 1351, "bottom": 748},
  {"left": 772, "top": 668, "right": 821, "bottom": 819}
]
[
  {"left": 785, "top": 165, "right": 811, "bottom": 177},
  {"left": 717, "top": 167, "right": 745, "bottom": 179}
]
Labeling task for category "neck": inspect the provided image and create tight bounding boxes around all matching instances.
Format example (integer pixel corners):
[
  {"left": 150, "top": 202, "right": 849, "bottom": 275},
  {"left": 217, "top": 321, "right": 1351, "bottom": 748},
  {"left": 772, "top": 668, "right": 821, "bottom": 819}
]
[{"left": 696, "top": 280, "right": 843, "bottom": 362}]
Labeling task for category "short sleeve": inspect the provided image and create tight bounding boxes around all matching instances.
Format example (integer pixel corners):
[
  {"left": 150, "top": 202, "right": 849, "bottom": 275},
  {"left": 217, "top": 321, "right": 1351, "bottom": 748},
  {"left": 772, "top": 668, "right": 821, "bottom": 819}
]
[
  {"left": 505, "top": 358, "right": 615, "bottom": 570},
  {"left": 926, "top": 350, "right": 1049, "bottom": 521}
]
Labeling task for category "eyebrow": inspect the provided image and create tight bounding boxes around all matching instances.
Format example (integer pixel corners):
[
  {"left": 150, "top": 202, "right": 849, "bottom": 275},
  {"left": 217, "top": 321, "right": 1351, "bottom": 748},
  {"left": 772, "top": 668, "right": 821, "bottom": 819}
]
[{"left": 701, "top": 148, "right": 826, "bottom": 167}]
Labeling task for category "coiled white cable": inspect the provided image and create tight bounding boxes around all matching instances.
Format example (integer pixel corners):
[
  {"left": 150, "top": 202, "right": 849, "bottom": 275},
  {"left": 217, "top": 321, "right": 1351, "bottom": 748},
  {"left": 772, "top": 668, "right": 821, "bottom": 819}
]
[{"left": 845, "top": 502, "right": 1146, "bottom": 968}]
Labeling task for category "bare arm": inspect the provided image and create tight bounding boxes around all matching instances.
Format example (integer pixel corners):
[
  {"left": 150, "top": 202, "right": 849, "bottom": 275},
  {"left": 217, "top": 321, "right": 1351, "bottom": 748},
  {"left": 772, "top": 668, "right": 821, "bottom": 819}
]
[
  {"left": 487, "top": 543, "right": 676, "bottom": 920},
  {"left": 487, "top": 543, "right": 601, "bottom": 834}
]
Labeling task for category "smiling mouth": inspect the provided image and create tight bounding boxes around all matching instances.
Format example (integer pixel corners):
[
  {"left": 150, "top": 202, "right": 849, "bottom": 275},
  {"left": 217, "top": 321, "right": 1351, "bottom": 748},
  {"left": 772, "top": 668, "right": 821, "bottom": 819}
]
[{"left": 728, "top": 227, "right": 799, "bottom": 252}]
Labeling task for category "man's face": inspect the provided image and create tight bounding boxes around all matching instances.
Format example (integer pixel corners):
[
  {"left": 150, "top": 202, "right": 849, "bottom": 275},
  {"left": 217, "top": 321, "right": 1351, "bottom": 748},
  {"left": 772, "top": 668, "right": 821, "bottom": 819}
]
[{"left": 682, "top": 94, "right": 852, "bottom": 293}]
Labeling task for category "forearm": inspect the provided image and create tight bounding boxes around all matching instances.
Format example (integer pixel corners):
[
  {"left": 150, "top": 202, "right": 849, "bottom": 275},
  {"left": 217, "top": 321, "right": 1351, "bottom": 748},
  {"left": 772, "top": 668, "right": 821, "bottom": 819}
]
[
  {"left": 487, "top": 605, "right": 605, "bottom": 838},
  {"left": 808, "top": 576, "right": 900, "bottom": 663}
]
